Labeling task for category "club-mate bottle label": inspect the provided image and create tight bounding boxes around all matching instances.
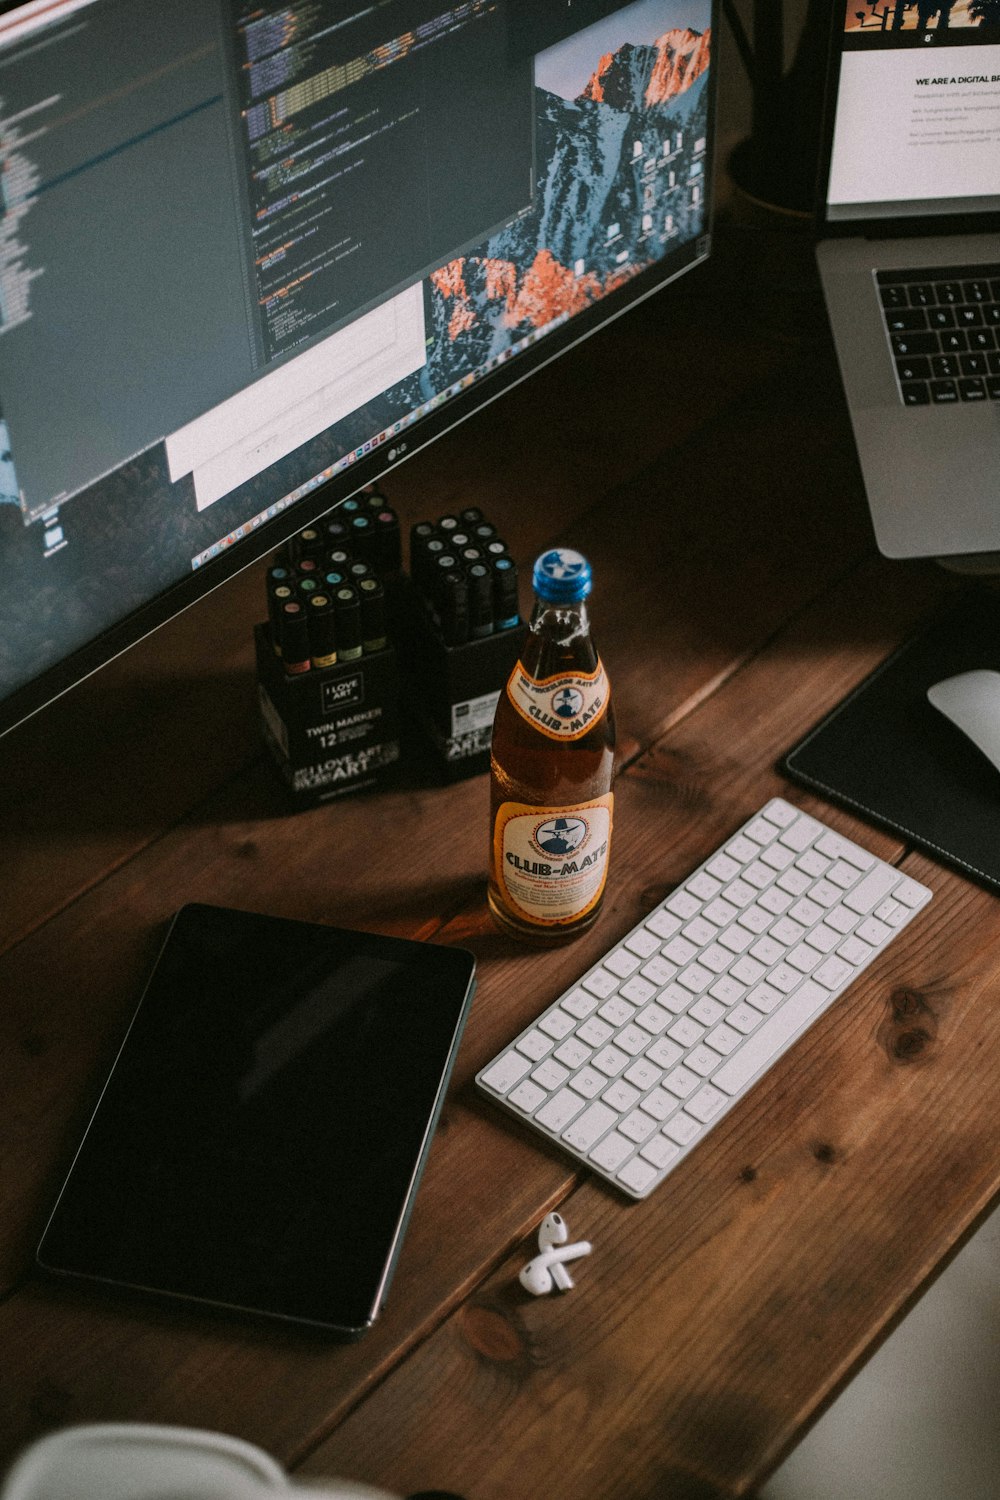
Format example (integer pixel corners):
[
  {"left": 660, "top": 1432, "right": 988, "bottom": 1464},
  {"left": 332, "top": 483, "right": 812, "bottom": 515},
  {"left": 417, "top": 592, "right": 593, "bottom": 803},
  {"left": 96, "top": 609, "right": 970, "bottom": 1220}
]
[
  {"left": 493, "top": 793, "right": 614, "bottom": 927},
  {"left": 505, "top": 660, "right": 609, "bottom": 743}
]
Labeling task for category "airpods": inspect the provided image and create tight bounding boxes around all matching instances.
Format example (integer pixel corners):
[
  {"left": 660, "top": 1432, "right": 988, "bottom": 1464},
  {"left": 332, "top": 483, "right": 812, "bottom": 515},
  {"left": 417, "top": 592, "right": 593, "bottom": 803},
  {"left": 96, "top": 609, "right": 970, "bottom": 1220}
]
[{"left": 519, "top": 1212, "right": 592, "bottom": 1295}]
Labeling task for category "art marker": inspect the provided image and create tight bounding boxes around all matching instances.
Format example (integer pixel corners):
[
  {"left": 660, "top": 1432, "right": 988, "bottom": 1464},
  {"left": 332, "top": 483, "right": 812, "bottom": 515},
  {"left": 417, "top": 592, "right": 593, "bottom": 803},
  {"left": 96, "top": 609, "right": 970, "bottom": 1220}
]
[
  {"left": 473, "top": 521, "right": 497, "bottom": 542},
  {"left": 467, "top": 561, "right": 494, "bottom": 638},
  {"left": 437, "top": 563, "right": 469, "bottom": 646},
  {"left": 449, "top": 531, "right": 471, "bottom": 551},
  {"left": 349, "top": 559, "right": 373, "bottom": 581},
  {"left": 323, "top": 569, "right": 347, "bottom": 589},
  {"left": 460, "top": 545, "right": 484, "bottom": 565},
  {"left": 350, "top": 512, "right": 374, "bottom": 558},
  {"left": 296, "top": 527, "right": 324, "bottom": 561},
  {"left": 267, "top": 564, "right": 290, "bottom": 585},
  {"left": 328, "top": 548, "right": 352, "bottom": 569},
  {"left": 325, "top": 518, "right": 350, "bottom": 545},
  {"left": 279, "top": 600, "right": 311, "bottom": 674},
  {"left": 437, "top": 513, "right": 459, "bottom": 535},
  {"left": 410, "top": 528, "right": 439, "bottom": 593},
  {"left": 268, "top": 581, "right": 295, "bottom": 650},
  {"left": 373, "top": 506, "right": 401, "bottom": 573},
  {"left": 341, "top": 498, "right": 361, "bottom": 514},
  {"left": 307, "top": 592, "right": 338, "bottom": 668},
  {"left": 334, "top": 584, "right": 363, "bottom": 660},
  {"left": 491, "top": 555, "right": 519, "bottom": 630},
  {"left": 359, "top": 577, "right": 388, "bottom": 652},
  {"left": 485, "top": 538, "right": 508, "bottom": 558},
  {"left": 297, "top": 557, "right": 319, "bottom": 575},
  {"left": 297, "top": 576, "right": 319, "bottom": 595},
  {"left": 460, "top": 506, "right": 484, "bottom": 525}
]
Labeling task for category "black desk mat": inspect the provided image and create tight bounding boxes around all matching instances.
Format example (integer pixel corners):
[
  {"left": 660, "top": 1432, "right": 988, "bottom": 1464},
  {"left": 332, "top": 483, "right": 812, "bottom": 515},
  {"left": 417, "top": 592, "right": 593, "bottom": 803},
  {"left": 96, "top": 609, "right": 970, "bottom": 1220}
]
[{"left": 782, "top": 590, "right": 1000, "bottom": 894}]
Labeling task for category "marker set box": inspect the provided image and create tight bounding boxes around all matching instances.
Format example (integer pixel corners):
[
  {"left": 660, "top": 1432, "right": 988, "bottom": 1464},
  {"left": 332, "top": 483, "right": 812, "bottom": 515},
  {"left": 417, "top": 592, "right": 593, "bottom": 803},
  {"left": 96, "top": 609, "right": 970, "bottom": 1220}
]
[
  {"left": 396, "top": 507, "right": 524, "bottom": 781},
  {"left": 255, "top": 492, "right": 403, "bottom": 808},
  {"left": 255, "top": 495, "right": 523, "bottom": 800}
]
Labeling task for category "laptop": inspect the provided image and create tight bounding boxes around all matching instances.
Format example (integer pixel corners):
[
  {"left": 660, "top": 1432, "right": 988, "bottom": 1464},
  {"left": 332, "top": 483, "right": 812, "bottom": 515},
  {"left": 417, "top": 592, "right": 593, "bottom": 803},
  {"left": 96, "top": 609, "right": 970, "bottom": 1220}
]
[{"left": 815, "top": 4, "right": 1000, "bottom": 565}]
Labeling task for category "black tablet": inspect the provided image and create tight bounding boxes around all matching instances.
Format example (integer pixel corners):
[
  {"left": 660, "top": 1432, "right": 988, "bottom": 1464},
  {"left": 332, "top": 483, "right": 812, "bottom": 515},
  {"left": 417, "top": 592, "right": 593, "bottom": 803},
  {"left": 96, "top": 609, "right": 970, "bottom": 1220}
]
[{"left": 37, "top": 904, "right": 477, "bottom": 1338}]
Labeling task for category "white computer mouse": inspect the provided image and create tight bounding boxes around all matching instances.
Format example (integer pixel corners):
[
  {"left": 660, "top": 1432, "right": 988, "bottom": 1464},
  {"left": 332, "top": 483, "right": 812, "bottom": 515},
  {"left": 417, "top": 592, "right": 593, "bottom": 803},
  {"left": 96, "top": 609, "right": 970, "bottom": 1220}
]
[{"left": 927, "top": 670, "right": 1000, "bottom": 775}]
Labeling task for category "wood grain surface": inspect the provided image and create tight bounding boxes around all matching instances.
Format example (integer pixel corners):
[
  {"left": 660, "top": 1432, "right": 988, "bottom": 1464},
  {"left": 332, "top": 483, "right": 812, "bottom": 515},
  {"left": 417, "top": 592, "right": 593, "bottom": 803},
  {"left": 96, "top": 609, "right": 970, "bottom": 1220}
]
[{"left": 1, "top": 205, "right": 995, "bottom": 1500}]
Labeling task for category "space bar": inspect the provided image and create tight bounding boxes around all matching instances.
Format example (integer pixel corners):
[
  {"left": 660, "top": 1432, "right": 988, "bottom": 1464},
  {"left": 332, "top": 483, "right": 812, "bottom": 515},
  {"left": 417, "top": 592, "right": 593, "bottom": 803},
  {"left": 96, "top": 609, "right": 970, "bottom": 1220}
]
[{"left": 713, "top": 979, "right": 832, "bottom": 1095}]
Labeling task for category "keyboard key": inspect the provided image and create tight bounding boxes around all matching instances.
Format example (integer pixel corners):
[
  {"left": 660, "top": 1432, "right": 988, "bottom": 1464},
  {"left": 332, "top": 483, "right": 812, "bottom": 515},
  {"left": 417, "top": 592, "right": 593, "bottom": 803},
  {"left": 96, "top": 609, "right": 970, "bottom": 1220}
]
[
  {"left": 666, "top": 889, "right": 701, "bottom": 919},
  {"left": 686, "top": 1084, "right": 727, "bottom": 1122},
  {"left": 599, "top": 995, "right": 636, "bottom": 1027},
  {"left": 642, "top": 954, "right": 681, "bottom": 986},
  {"left": 563, "top": 987, "right": 599, "bottom": 1020},
  {"left": 555, "top": 1036, "right": 592, "bottom": 1070},
  {"left": 640, "top": 1133, "right": 681, "bottom": 1170},
  {"left": 581, "top": 968, "right": 619, "bottom": 1000},
  {"left": 664, "top": 1112, "right": 701, "bottom": 1145},
  {"left": 602, "top": 1079, "right": 639, "bottom": 1112},
  {"left": 517, "top": 1029, "right": 553, "bottom": 1061},
  {"left": 857, "top": 916, "right": 891, "bottom": 946},
  {"left": 635, "top": 1001, "right": 671, "bottom": 1034},
  {"left": 570, "top": 1066, "right": 605, "bottom": 1099},
  {"left": 563, "top": 1101, "right": 617, "bottom": 1151},
  {"left": 686, "top": 1044, "right": 720, "bottom": 1078},
  {"left": 482, "top": 1051, "right": 531, "bottom": 1093},
  {"left": 706, "top": 1021, "right": 742, "bottom": 1052},
  {"left": 689, "top": 995, "right": 726, "bottom": 1027},
  {"left": 618, "top": 1156, "right": 659, "bottom": 1194},
  {"left": 843, "top": 865, "right": 898, "bottom": 914},
  {"left": 624, "top": 928, "right": 662, "bottom": 959},
  {"left": 646, "top": 1037, "right": 683, "bottom": 1070},
  {"left": 532, "top": 1058, "right": 569, "bottom": 1091},
  {"left": 590, "top": 1131, "right": 633, "bottom": 1171},
  {"left": 624, "top": 1057, "right": 661, "bottom": 1091},
  {"left": 814, "top": 956, "right": 854, "bottom": 990},
  {"left": 605, "top": 947, "right": 641, "bottom": 979},
  {"left": 762, "top": 798, "right": 799, "bottom": 827},
  {"left": 646, "top": 909, "right": 682, "bottom": 940},
  {"left": 592, "top": 1044, "right": 629, "bottom": 1077},
  {"left": 540, "top": 1008, "right": 576, "bottom": 1040},
  {"left": 509, "top": 1080, "right": 547, "bottom": 1112},
  {"left": 535, "top": 1088, "right": 586, "bottom": 1132},
  {"left": 620, "top": 1109, "right": 658, "bottom": 1144},
  {"left": 713, "top": 980, "right": 829, "bottom": 1095},
  {"left": 663, "top": 1064, "right": 700, "bottom": 1098},
  {"left": 578, "top": 1016, "right": 614, "bottom": 1048},
  {"left": 617, "top": 1024, "right": 650, "bottom": 1056},
  {"left": 620, "top": 975, "right": 657, "bottom": 1006},
  {"left": 641, "top": 1087, "right": 678, "bottom": 1121},
  {"left": 668, "top": 1016, "right": 705, "bottom": 1048}
]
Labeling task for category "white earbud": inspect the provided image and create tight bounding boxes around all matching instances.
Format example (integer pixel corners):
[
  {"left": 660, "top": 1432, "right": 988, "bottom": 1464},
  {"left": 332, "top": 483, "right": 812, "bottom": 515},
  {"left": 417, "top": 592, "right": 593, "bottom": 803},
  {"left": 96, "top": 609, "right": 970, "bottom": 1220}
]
[
  {"left": 536, "top": 1212, "right": 573, "bottom": 1289},
  {"left": 519, "top": 1210, "right": 593, "bottom": 1295}
]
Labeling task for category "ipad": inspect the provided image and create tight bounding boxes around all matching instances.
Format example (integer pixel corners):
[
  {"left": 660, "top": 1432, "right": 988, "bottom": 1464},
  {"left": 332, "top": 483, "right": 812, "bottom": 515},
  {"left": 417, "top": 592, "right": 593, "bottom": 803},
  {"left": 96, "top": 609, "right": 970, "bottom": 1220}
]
[{"left": 37, "top": 904, "right": 477, "bottom": 1338}]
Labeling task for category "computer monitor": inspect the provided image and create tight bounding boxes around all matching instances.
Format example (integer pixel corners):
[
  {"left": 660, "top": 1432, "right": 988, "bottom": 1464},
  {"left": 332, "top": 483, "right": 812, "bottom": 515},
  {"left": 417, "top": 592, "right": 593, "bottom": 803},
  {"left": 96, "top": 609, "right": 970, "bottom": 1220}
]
[{"left": 0, "top": 0, "right": 717, "bottom": 737}]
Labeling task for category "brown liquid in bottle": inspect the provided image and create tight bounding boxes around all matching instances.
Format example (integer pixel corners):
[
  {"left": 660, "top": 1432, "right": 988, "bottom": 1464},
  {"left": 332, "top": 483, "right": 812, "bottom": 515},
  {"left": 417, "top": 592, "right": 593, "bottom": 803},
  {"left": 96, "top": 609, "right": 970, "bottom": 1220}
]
[{"left": 488, "top": 555, "right": 615, "bottom": 944}]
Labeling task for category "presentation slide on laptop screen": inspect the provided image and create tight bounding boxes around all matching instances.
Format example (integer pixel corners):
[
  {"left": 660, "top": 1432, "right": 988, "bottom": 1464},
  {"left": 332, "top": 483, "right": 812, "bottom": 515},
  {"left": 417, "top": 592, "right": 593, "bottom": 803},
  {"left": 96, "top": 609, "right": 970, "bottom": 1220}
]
[{"left": 829, "top": 3, "right": 1000, "bottom": 219}]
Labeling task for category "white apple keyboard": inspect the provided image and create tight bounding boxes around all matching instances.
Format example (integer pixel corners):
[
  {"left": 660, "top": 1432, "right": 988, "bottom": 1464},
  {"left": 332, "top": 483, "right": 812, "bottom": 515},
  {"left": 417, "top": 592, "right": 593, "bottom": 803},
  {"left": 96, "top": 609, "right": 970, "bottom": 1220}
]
[{"left": 477, "top": 798, "right": 932, "bottom": 1199}]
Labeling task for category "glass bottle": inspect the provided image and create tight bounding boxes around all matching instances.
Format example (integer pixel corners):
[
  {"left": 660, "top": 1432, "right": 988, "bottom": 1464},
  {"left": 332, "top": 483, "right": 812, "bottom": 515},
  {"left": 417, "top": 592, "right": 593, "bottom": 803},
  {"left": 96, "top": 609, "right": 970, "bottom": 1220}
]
[{"left": 488, "top": 547, "right": 616, "bottom": 943}]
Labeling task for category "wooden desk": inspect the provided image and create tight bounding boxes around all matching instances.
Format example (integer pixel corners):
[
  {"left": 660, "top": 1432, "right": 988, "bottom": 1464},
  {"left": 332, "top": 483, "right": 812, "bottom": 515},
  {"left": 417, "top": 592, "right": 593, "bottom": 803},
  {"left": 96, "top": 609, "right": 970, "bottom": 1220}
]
[{"left": 1, "top": 211, "right": 997, "bottom": 1500}]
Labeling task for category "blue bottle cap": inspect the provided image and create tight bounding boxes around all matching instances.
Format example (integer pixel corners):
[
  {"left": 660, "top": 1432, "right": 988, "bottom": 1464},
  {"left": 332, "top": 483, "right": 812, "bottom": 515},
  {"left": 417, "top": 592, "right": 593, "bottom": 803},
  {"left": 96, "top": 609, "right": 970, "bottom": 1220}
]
[{"left": 532, "top": 548, "right": 592, "bottom": 603}]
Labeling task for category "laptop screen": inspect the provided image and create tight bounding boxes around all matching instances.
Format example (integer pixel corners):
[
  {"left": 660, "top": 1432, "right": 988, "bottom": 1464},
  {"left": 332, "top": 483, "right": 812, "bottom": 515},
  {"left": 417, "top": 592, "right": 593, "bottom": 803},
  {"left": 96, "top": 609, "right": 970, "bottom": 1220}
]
[{"left": 826, "top": 3, "right": 1000, "bottom": 223}]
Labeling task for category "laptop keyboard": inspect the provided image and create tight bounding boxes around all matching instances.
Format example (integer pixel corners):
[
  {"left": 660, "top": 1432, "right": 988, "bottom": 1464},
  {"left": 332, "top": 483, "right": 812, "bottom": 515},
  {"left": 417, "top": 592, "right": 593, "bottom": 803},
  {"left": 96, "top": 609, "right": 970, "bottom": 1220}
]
[{"left": 878, "top": 264, "right": 1000, "bottom": 408}]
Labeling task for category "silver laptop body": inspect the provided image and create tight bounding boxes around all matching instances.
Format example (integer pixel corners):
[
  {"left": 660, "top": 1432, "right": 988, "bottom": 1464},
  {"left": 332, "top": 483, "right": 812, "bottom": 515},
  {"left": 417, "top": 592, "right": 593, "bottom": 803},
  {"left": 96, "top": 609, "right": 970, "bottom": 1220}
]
[{"left": 815, "top": 8, "right": 999, "bottom": 563}]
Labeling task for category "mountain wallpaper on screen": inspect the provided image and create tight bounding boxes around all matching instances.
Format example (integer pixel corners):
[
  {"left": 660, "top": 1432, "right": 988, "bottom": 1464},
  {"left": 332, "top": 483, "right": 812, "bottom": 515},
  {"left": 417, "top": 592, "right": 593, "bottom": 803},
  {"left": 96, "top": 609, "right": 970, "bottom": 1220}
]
[{"left": 402, "top": 23, "right": 711, "bottom": 400}]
